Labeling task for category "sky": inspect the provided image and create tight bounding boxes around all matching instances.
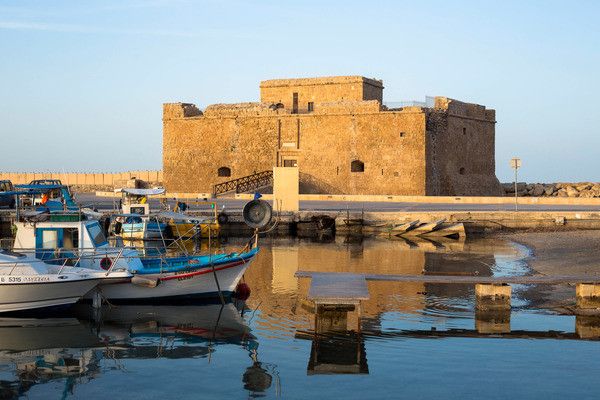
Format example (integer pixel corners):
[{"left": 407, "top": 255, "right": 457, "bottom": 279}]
[{"left": 0, "top": 0, "right": 599, "bottom": 183}]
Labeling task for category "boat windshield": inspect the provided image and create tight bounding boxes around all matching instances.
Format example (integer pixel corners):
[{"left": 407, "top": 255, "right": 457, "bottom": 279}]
[{"left": 86, "top": 222, "right": 108, "bottom": 247}]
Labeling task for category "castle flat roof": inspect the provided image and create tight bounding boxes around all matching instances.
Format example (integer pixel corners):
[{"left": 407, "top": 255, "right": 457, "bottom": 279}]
[{"left": 260, "top": 75, "right": 383, "bottom": 89}]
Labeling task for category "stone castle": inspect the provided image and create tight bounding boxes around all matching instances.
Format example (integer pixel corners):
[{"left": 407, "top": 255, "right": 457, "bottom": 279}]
[{"left": 163, "top": 76, "right": 502, "bottom": 195}]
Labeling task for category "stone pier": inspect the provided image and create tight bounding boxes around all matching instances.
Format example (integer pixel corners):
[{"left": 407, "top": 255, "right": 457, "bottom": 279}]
[{"left": 475, "top": 283, "right": 511, "bottom": 311}]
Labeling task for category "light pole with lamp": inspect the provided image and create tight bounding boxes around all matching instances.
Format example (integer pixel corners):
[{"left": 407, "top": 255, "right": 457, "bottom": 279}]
[{"left": 510, "top": 157, "right": 521, "bottom": 211}]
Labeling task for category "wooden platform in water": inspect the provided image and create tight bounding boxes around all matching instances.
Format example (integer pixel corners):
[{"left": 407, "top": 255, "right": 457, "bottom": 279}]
[
  {"left": 308, "top": 273, "right": 370, "bottom": 304},
  {"left": 297, "top": 271, "right": 600, "bottom": 285}
]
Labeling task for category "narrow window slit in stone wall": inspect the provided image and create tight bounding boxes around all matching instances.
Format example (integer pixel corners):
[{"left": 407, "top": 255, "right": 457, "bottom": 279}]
[{"left": 292, "top": 92, "right": 298, "bottom": 114}]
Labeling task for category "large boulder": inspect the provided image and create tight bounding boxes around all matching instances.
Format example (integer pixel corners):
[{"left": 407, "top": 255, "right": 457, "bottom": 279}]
[
  {"left": 579, "top": 189, "right": 596, "bottom": 198},
  {"left": 544, "top": 184, "right": 556, "bottom": 196},
  {"left": 502, "top": 183, "right": 515, "bottom": 193},
  {"left": 565, "top": 186, "right": 580, "bottom": 197},
  {"left": 557, "top": 189, "right": 569, "bottom": 197},
  {"left": 531, "top": 184, "right": 545, "bottom": 197}
]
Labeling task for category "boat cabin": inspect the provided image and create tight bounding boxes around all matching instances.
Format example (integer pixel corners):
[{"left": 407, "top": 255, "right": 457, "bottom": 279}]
[
  {"left": 14, "top": 218, "right": 109, "bottom": 261},
  {"left": 115, "top": 188, "right": 165, "bottom": 219}
]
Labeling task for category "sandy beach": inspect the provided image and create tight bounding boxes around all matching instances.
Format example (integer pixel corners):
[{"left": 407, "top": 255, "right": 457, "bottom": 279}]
[{"left": 502, "top": 230, "right": 600, "bottom": 312}]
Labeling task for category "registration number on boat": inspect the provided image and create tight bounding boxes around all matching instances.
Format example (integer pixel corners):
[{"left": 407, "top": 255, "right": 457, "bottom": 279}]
[{"left": 0, "top": 276, "right": 52, "bottom": 283}]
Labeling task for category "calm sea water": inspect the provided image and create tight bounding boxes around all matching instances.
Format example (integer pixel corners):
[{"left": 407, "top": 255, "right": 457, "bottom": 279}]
[{"left": 1, "top": 236, "right": 599, "bottom": 399}]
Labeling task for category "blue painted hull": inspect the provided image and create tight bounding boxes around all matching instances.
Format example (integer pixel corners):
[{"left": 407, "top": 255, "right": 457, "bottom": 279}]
[{"left": 135, "top": 247, "right": 259, "bottom": 275}]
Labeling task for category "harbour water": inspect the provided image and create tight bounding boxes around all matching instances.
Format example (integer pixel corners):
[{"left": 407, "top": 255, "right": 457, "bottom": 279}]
[{"left": 1, "top": 237, "right": 599, "bottom": 399}]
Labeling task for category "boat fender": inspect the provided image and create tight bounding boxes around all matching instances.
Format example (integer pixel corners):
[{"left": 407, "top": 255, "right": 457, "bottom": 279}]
[
  {"left": 235, "top": 282, "right": 251, "bottom": 300},
  {"left": 100, "top": 257, "right": 113, "bottom": 270},
  {"left": 131, "top": 276, "right": 160, "bottom": 288},
  {"left": 218, "top": 212, "right": 229, "bottom": 225}
]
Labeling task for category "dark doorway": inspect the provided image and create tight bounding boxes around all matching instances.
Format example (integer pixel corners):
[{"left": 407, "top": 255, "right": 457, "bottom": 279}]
[
  {"left": 217, "top": 166, "right": 231, "bottom": 177},
  {"left": 351, "top": 160, "right": 365, "bottom": 172}
]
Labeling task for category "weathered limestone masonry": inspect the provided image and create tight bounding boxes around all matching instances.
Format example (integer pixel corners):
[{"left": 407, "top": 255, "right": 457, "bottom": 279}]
[{"left": 163, "top": 76, "right": 502, "bottom": 196}]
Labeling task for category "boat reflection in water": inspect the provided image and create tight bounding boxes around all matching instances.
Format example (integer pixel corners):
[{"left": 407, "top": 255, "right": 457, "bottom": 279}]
[
  {"left": 0, "top": 317, "right": 102, "bottom": 398},
  {"left": 0, "top": 301, "right": 279, "bottom": 398}
]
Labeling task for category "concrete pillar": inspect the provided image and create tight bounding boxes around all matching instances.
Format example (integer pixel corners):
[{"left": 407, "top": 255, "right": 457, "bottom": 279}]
[
  {"left": 576, "top": 316, "right": 600, "bottom": 339},
  {"left": 273, "top": 166, "right": 299, "bottom": 212},
  {"left": 576, "top": 283, "right": 600, "bottom": 310},
  {"left": 475, "top": 283, "right": 511, "bottom": 311},
  {"left": 475, "top": 309, "right": 511, "bottom": 334},
  {"left": 315, "top": 305, "right": 351, "bottom": 333}
]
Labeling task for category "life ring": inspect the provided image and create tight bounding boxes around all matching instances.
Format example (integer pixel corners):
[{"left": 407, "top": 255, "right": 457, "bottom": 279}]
[{"left": 100, "top": 257, "right": 113, "bottom": 270}]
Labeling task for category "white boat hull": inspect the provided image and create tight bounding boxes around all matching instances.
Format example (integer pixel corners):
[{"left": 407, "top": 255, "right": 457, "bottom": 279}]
[
  {"left": 0, "top": 279, "right": 101, "bottom": 313},
  {"left": 94, "top": 258, "right": 251, "bottom": 301}
]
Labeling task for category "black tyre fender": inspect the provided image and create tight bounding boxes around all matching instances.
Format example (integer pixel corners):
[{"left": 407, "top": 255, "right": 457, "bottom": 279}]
[{"left": 217, "top": 212, "right": 229, "bottom": 225}]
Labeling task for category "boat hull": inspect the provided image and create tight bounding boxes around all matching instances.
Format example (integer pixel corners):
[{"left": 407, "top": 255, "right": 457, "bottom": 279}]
[
  {"left": 0, "top": 279, "right": 101, "bottom": 313},
  {"left": 169, "top": 222, "right": 220, "bottom": 239},
  {"left": 94, "top": 258, "right": 252, "bottom": 301}
]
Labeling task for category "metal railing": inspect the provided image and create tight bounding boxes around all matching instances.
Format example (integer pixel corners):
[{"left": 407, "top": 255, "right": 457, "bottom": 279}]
[
  {"left": 0, "top": 247, "right": 128, "bottom": 277},
  {"left": 213, "top": 170, "right": 273, "bottom": 196},
  {"left": 384, "top": 96, "right": 435, "bottom": 110}
]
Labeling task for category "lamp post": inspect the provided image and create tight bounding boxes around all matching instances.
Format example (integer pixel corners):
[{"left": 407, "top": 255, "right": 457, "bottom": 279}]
[{"left": 510, "top": 157, "right": 522, "bottom": 211}]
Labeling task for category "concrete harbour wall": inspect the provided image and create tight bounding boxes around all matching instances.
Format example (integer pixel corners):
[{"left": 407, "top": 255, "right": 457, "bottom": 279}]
[{"left": 0, "top": 171, "right": 163, "bottom": 186}]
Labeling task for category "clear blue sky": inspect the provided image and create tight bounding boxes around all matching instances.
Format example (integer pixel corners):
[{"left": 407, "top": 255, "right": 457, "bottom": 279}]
[{"left": 1, "top": 0, "right": 598, "bottom": 182}]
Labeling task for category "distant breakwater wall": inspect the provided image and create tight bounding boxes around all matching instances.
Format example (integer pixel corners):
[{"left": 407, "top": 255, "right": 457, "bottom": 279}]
[
  {"left": 503, "top": 182, "right": 600, "bottom": 198},
  {"left": 0, "top": 171, "right": 163, "bottom": 187}
]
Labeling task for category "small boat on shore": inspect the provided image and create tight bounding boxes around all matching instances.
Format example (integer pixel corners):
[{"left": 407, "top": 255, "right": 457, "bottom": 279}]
[{"left": 0, "top": 250, "right": 131, "bottom": 313}]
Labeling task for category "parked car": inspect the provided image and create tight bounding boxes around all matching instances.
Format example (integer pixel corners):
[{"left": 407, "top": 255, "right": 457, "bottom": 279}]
[
  {"left": 0, "top": 180, "right": 15, "bottom": 208},
  {"left": 29, "top": 179, "right": 62, "bottom": 185}
]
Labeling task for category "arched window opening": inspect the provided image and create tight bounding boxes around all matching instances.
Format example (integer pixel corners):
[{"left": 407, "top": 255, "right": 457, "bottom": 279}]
[
  {"left": 351, "top": 160, "right": 365, "bottom": 173},
  {"left": 459, "top": 167, "right": 466, "bottom": 175},
  {"left": 218, "top": 167, "right": 231, "bottom": 177}
]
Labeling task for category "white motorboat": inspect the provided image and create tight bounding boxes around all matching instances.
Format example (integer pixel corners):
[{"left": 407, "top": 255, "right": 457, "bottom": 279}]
[{"left": 0, "top": 250, "right": 131, "bottom": 313}]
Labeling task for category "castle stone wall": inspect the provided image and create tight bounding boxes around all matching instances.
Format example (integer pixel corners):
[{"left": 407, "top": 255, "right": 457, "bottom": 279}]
[
  {"left": 260, "top": 76, "right": 383, "bottom": 112},
  {"left": 163, "top": 76, "right": 501, "bottom": 196}
]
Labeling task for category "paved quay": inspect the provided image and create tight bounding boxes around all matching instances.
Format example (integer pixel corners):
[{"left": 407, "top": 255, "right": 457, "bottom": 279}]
[
  {"left": 77, "top": 193, "right": 600, "bottom": 213},
  {"left": 58, "top": 193, "right": 600, "bottom": 236}
]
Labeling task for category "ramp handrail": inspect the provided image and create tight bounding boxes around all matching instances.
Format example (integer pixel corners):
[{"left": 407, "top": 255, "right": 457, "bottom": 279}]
[{"left": 213, "top": 170, "right": 273, "bottom": 196}]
